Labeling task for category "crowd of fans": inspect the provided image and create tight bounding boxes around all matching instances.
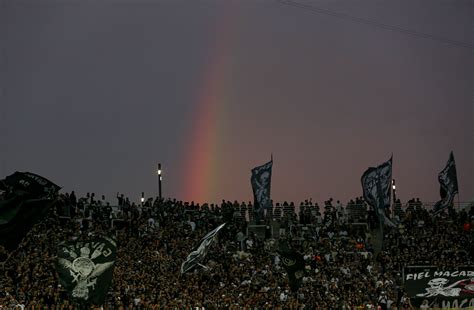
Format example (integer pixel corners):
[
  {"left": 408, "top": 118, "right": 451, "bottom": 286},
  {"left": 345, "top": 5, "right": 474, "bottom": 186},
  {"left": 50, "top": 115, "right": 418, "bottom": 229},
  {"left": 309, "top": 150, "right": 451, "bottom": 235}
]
[{"left": 0, "top": 191, "right": 473, "bottom": 309}]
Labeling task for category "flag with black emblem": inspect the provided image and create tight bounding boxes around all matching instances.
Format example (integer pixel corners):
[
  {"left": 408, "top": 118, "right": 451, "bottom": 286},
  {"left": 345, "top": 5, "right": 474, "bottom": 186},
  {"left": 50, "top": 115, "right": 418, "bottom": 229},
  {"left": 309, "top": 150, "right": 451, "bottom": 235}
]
[
  {"left": 181, "top": 223, "right": 226, "bottom": 274},
  {"left": 56, "top": 236, "right": 117, "bottom": 306},
  {"left": 277, "top": 240, "right": 305, "bottom": 292},
  {"left": 251, "top": 157, "right": 273, "bottom": 213},
  {"left": 434, "top": 152, "right": 459, "bottom": 213}
]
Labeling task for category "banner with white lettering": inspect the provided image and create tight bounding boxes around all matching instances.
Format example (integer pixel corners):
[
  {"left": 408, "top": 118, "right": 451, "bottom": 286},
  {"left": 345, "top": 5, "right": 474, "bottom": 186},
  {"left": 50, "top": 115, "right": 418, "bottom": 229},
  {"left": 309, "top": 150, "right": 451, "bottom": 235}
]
[
  {"left": 405, "top": 269, "right": 474, "bottom": 308},
  {"left": 1, "top": 171, "right": 61, "bottom": 197}
]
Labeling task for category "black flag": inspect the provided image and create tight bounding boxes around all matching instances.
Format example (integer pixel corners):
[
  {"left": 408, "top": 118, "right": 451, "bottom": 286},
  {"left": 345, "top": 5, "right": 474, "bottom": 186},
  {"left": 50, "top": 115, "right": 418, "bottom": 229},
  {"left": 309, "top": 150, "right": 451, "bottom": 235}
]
[
  {"left": 1, "top": 171, "right": 61, "bottom": 197},
  {"left": 56, "top": 236, "right": 117, "bottom": 306},
  {"left": 277, "top": 241, "right": 305, "bottom": 292},
  {"left": 181, "top": 223, "right": 226, "bottom": 274},
  {"left": 251, "top": 158, "right": 273, "bottom": 214},
  {"left": 361, "top": 157, "right": 393, "bottom": 254},
  {"left": 0, "top": 198, "right": 57, "bottom": 250},
  {"left": 434, "top": 151, "right": 459, "bottom": 212},
  {"left": 0, "top": 172, "right": 60, "bottom": 250}
]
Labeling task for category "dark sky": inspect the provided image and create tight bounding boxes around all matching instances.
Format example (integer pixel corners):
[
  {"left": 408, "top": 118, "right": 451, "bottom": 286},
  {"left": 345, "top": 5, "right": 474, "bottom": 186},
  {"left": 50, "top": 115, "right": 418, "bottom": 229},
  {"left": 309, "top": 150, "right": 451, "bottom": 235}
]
[{"left": 2, "top": 0, "right": 473, "bottom": 205}]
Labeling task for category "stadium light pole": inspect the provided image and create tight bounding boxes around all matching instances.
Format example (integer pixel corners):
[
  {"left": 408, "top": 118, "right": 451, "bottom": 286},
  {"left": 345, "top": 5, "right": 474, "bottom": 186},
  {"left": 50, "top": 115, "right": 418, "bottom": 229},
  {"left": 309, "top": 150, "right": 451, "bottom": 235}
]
[
  {"left": 141, "top": 192, "right": 145, "bottom": 205},
  {"left": 391, "top": 179, "right": 397, "bottom": 218},
  {"left": 392, "top": 179, "right": 396, "bottom": 203},
  {"left": 157, "top": 163, "right": 162, "bottom": 200}
]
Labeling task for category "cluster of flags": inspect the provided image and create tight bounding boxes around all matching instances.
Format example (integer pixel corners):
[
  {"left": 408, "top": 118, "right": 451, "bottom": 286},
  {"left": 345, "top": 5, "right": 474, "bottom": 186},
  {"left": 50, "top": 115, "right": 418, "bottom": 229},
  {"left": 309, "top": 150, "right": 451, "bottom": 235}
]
[
  {"left": 247, "top": 152, "right": 459, "bottom": 289},
  {"left": 183, "top": 152, "right": 460, "bottom": 293},
  {"left": 0, "top": 172, "right": 117, "bottom": 306},
  {"left": 360, "top": 152, "right": 459, "bottom": 254},
  {"left": 0, "top": 152, "right": 462, "bottom": 303},
  {"left": 361, "top": 152, "right": 459, "bottom": 221}
]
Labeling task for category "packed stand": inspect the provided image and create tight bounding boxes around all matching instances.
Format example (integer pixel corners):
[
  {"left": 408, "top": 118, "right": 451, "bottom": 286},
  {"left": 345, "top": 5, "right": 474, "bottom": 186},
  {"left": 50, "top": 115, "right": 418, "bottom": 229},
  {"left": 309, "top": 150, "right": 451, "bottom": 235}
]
[{"left": 0, "top": 192, "right": 472, "bottom": 309}]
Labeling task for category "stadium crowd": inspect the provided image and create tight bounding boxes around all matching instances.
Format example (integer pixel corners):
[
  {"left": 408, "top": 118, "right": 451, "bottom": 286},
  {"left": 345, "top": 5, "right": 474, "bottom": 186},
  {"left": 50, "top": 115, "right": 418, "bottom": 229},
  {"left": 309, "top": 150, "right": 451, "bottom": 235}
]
[{"left": 0, "top": 191, "right": 473, "bottom": 309}]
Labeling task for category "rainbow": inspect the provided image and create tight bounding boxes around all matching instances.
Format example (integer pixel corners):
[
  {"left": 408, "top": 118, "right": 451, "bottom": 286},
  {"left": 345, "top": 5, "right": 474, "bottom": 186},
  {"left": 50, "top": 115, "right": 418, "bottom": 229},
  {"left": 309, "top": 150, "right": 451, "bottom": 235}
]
[{"left": 181, "top": 6, "right": 238, "bottom": 204}]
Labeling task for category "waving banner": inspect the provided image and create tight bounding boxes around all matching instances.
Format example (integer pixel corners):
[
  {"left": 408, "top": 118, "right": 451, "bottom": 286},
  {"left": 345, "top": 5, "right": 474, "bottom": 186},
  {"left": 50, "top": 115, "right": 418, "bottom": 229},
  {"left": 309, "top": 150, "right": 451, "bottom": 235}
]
[
  {"left": 0, "top": 172, "right": 60, "bottom": 250},
  {"left": 251, "top": 158, "right": 273, "bottom": 213},
  {"left": 361, "top": 156, "right": 393, "bottom": 254},
  {"left": 1, "top": 171, "right": 60, "bottom": 197},
  {"left": 434, "top": 152, "right": 459, "bottom": 213},
  {"left": 181, "top": 223, "right": 226, "bottom": 274},
  {"left": 277, "top": 240, "right": 305, "bottom": 292},
  {"left": 361, "top": 157, "right": 392, "bottom": 210}
]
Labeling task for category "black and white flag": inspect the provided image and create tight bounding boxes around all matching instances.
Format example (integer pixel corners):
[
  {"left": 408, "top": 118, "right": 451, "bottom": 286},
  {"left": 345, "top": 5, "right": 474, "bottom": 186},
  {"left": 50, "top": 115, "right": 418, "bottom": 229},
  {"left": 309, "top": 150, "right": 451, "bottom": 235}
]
[
  {"left": 181, "top": 223, "right": 226, "bottom": 274},
  {"left": 1, "top": 171, "right": 61, "bottom": 198},
  {"left": 56, "top": 236, "right": 117, "bottom": 306},
  {"left": 434, "top": 151, "right": 459, "bottom": 212},
  {"left": 361, "top": 156, "right": 392, "bottom": 210},
  {"left": 361, "top": 156, "right": 393, "bottom": 254},
  {"left": 251, "top": 158, "right": 273, "bottom": 213}
]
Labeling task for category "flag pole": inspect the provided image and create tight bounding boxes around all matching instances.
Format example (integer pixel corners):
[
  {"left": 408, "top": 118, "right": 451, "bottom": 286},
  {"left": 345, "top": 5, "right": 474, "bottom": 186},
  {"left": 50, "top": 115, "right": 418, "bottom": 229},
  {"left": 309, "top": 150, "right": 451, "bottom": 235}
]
[
  {"left": 457, "top": 159, "right": 460, "bottom": 209},
  {"left": 456, "top": 171, "right": 460, "bottom": 209},
  {"left": 197, "top": 263, "right": 209, "bottom": 270},
  {"left": 391, "top": 179, "right": 395, "bottom": 219},
  {"left": 453, "top": 151, "right": 460, "bottom": 210}
]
